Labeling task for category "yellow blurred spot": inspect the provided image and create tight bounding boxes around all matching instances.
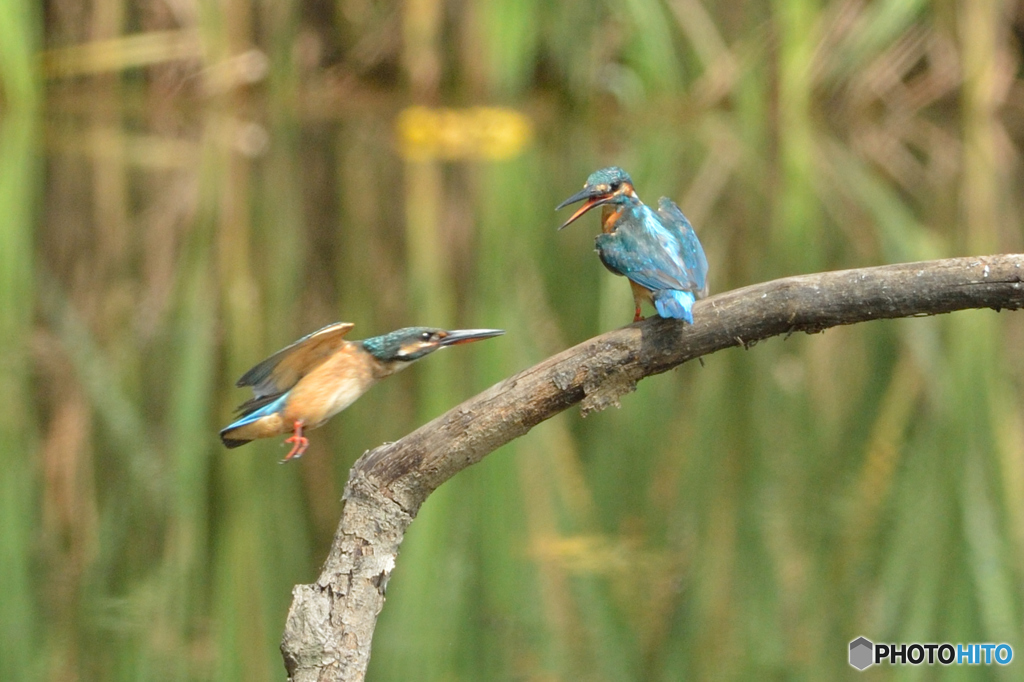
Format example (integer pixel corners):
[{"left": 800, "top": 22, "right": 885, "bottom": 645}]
[
  {"left": 396, "top": 106, "right": 533, "bottom": 161},
  {"left": 530, "top": 533, "right": 659, "bottom": 575}
]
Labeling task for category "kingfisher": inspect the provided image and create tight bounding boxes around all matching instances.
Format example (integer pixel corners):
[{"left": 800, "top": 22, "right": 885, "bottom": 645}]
[
  {"left": 220, "top": 323, "right": 504, "bottom": 461},
  {"left": 556, "top": 166, "right": 709, "bottom": 323}
]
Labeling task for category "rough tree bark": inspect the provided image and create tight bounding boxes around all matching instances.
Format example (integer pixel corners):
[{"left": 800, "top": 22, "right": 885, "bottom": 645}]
[{"left": 281, "top": 254, "right": 1024, "bottom": 681}]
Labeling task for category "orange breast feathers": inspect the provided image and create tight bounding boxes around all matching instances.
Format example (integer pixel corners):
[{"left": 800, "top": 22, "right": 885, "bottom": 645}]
[
  {"left": 281, "top": 346, "right": 379, "bottom": 429},
  {"left": 600, "top": 204, "right": 625, "bottom": 234},
  {"left": 629, "top": 279, "right": 655, "bottom": 305}
]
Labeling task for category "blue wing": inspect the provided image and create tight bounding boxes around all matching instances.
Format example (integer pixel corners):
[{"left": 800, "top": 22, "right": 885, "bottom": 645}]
[
  {"left": 596, "top": 202, "right": 708, "bottom": 296},
  {"left": 656, "top": 198, "right": 708, "bottom": 296}
]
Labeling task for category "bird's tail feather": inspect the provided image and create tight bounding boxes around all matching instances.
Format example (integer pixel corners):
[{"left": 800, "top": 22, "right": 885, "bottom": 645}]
[
  {"left": 220, "top": 434, "right": 251, "bottom": 449},
  {"left": 219, "top": 394, "right": 288, "bottom": 449},
  {"left": 654, "top": 290, "right": 696, "bottom": 323}
]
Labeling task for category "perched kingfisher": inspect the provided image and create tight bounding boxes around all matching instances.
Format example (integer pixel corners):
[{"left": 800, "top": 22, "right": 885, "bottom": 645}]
[
  {"left": 556, "top": 167, "right": 709, "bottom": 323},
  {"left": 220, "top": 323, "right": 504, "bottom": 461}
]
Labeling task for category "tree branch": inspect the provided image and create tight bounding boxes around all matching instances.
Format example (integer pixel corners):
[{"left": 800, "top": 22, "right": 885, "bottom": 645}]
[{"left": 281, "top": 254, "right": 1024, "bottom": 681}]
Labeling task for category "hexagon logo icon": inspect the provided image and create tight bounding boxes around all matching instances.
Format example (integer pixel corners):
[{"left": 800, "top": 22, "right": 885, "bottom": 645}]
[{"left": 849, "top": 637, "right": 874, "bottom": 670}]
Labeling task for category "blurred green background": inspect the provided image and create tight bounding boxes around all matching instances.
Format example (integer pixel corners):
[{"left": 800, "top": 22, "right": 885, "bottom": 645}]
[{"left": 2, "top": 0, "right": 1024, "bottom": 679}]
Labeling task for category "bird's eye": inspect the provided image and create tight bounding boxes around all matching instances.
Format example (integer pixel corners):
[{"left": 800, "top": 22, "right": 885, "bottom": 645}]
[
  {"left": 610, "top": 181, "right": 621, "bottom": 191},
  {"left": 421, "top": 332, "right": 431, "bottom": 341}
]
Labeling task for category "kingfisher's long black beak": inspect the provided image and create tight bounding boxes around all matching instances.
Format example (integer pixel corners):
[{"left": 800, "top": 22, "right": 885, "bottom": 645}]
[
  {"left": 439, "top": 329, "right": 506, "bottom": 346},
  {"left": 555, "top": 186, "right": 613, "bottom": 230}
]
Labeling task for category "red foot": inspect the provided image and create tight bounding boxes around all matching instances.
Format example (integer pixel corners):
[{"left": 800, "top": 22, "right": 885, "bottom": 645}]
[
  {"left": 282, "top": 421, "right": 309, "bottom": 462},
  {"left": 633, "top": 306, "right": 644, "bottom": 323}
]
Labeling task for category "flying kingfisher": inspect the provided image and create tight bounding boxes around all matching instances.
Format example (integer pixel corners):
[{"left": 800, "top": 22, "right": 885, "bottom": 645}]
[
  {"left": 557, "top": 166, "right": 709, "bottom": 323},
  {"left": 220, "top": 323, "right": 504, "bottom": 461}
]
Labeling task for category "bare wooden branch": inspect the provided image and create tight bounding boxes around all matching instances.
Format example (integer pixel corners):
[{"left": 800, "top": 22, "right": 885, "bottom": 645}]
[{"left": 281, "top": 254, "right": 1024, "bottom": 681}]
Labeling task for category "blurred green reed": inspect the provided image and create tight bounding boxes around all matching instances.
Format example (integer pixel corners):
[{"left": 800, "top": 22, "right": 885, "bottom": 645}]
[
  {"left": 0, "top": 110, "right": 40, "bottom": 680},
  {"left": 0, "top": 11, "right": 41, "bottom": 682},
  {"left": 6, "top": 0, "right": 1024, "bottom": 680},
  {"left": 0, "top": 0, "right": 37, "bottom": 109}
]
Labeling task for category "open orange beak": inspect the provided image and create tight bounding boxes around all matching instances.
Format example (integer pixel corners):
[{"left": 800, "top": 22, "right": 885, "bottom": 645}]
[{"left": 555, "top": 189, "right": 615, "bottom": 230}]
